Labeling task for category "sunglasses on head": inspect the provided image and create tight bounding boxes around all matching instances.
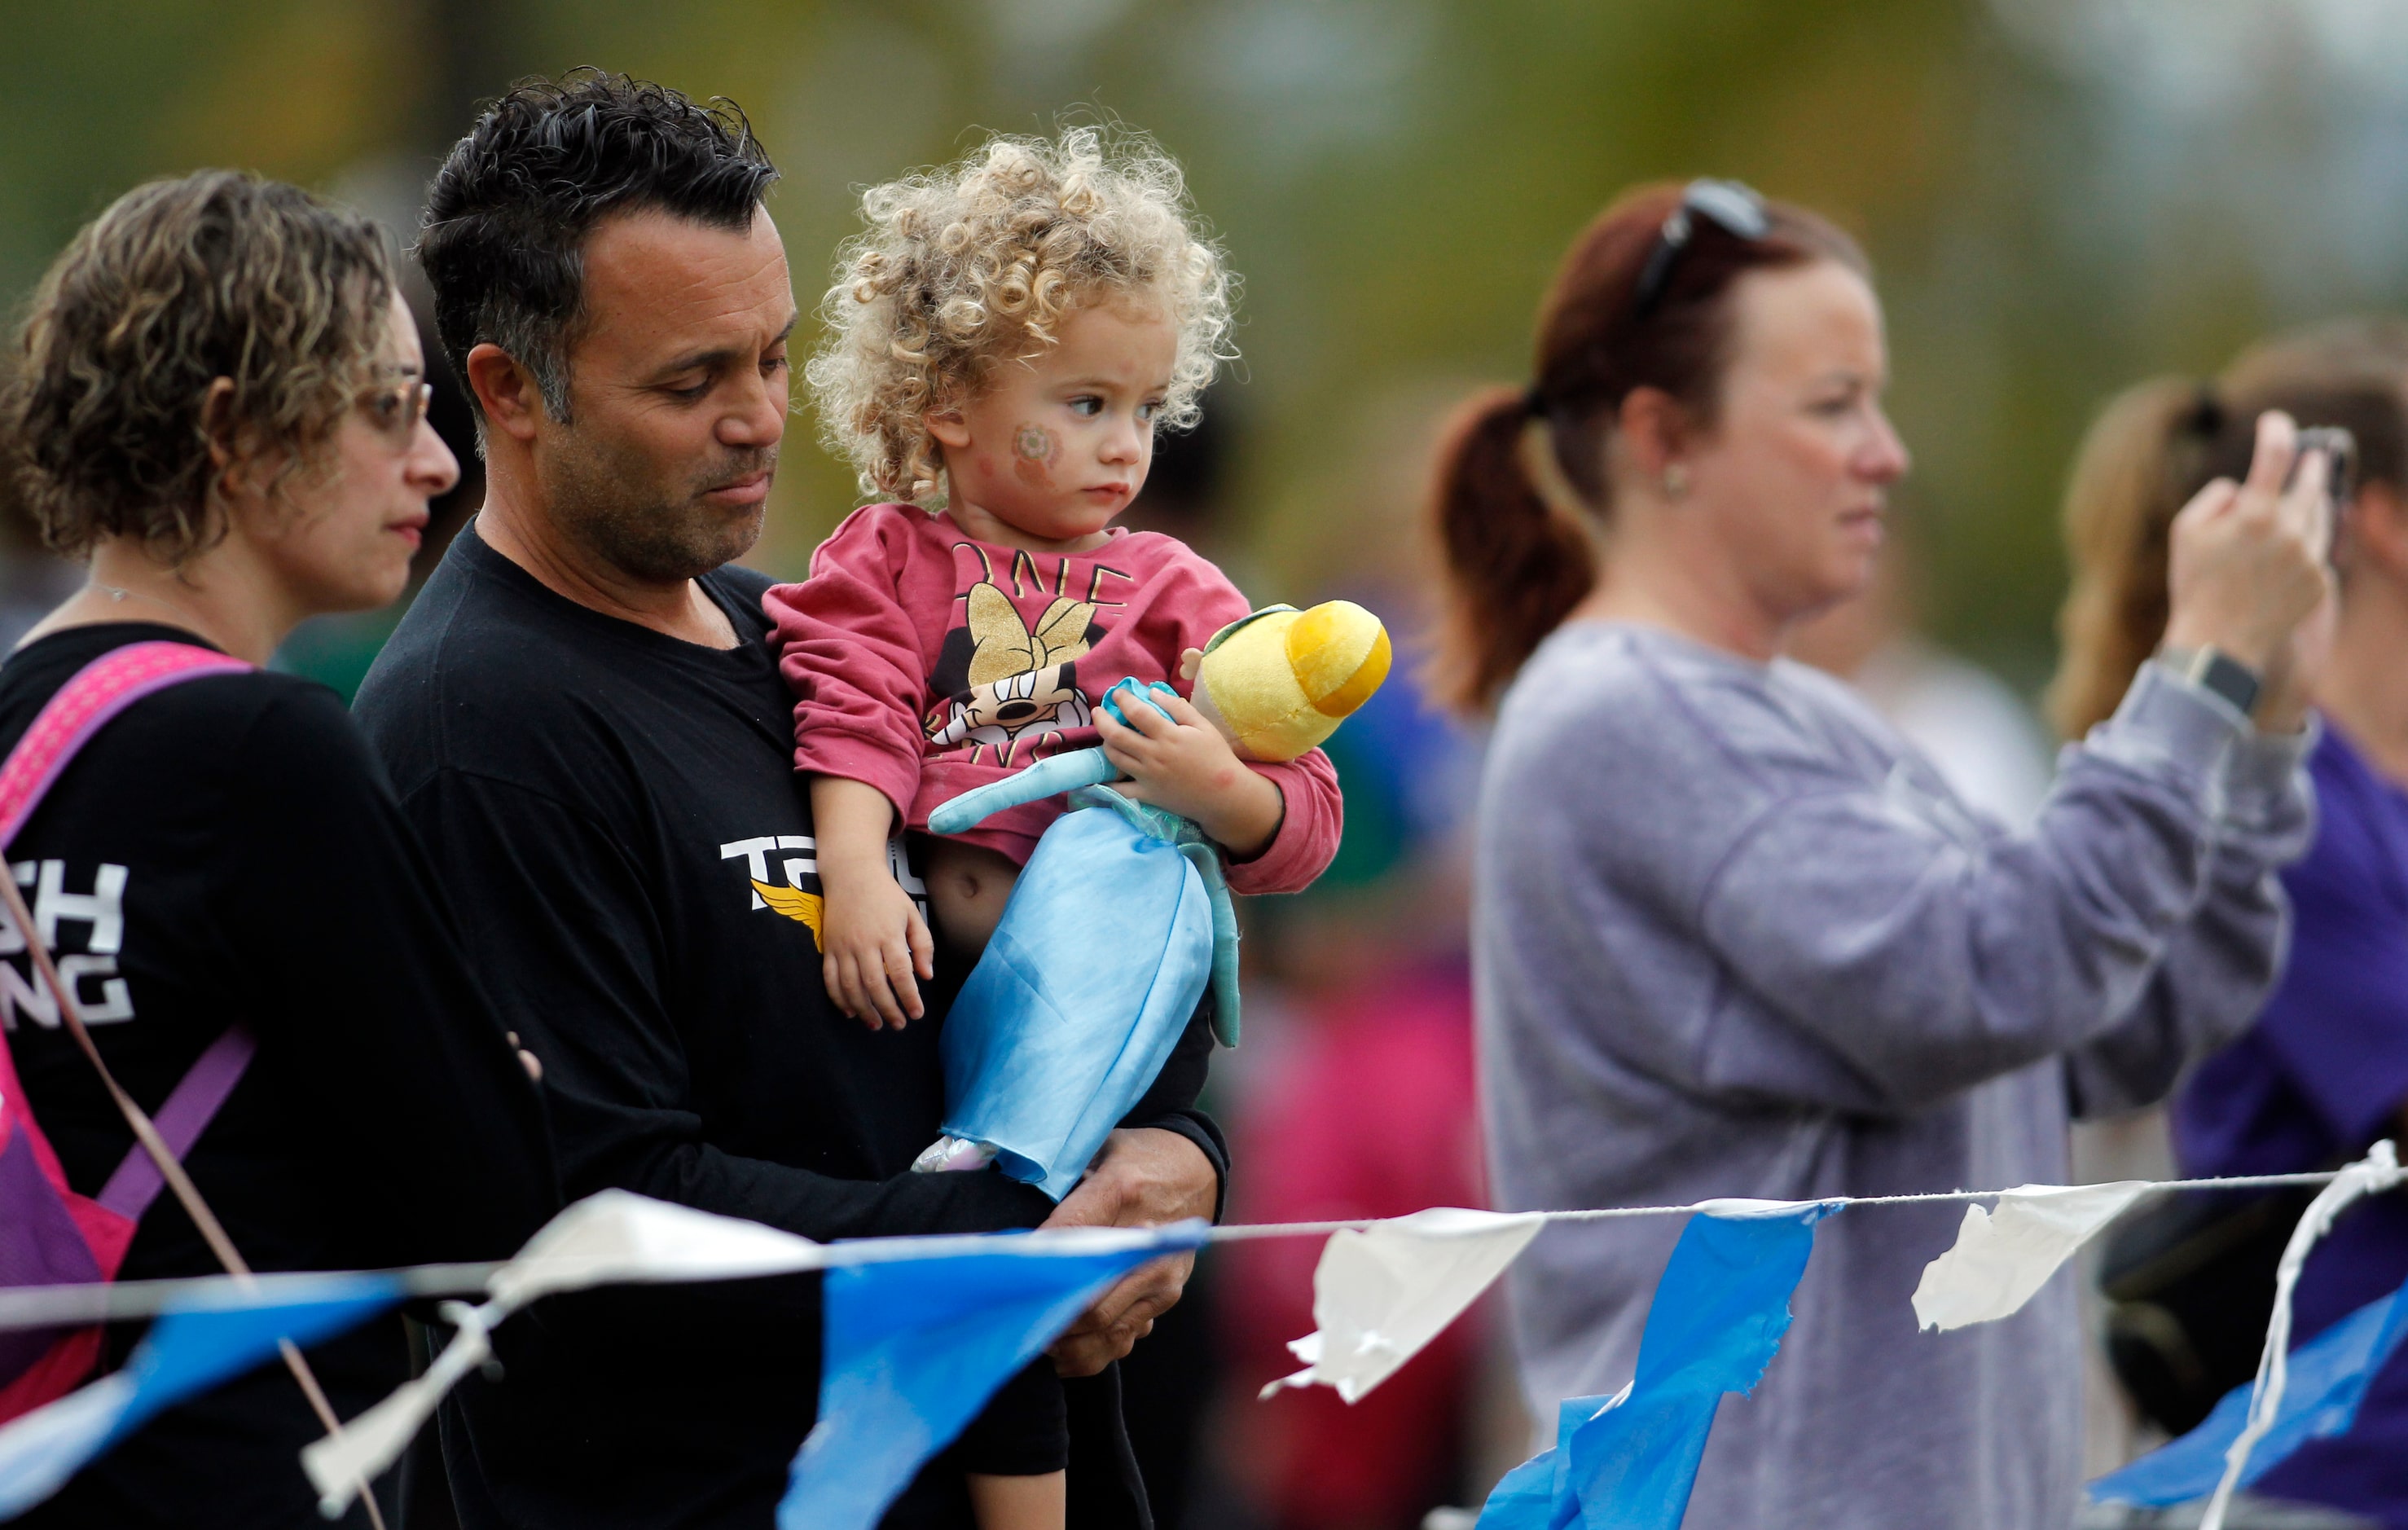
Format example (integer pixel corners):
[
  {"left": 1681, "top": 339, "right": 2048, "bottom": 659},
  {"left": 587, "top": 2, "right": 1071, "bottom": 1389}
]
[{"left": 1629, "top": 178, "right": 1769, "bottom": 321}]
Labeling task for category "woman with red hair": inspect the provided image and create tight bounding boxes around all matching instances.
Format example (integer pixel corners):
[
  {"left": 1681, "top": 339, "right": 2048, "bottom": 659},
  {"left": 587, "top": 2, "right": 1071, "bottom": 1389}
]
[{"left": 1435, "top": 180, "right": 2331, "bottom": 1528}]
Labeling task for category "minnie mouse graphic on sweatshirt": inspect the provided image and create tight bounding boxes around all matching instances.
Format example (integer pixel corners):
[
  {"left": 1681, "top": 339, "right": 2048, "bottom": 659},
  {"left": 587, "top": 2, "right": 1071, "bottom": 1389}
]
[{"left": 766, "top": 503, "right": 1341, "bottom": 892}]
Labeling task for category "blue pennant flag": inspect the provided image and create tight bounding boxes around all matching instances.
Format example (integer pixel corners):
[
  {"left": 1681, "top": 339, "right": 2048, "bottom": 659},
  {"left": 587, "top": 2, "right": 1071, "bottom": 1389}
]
[
  {"left": 778, "top": 1222, "right": 1210, "bottom": 1530},
  {"left": 2090, "top": 1273, "right": 2408, "bottom": 1508},
  {"left": 1479, "top": 1394, "right": 1609, "bottom": 1530},
  {"left": 0, "top": 1273, "right": 403, "bottom": 1519},
  {"left": 1479, "top": 1201, "right": 1839, "bottom": 1530}
]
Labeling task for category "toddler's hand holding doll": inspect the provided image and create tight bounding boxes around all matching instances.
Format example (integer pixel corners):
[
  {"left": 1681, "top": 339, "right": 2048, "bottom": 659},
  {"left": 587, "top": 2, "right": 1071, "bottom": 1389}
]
[{"left": 1093, "top": 653, "right": 1285, "bottom": 859}]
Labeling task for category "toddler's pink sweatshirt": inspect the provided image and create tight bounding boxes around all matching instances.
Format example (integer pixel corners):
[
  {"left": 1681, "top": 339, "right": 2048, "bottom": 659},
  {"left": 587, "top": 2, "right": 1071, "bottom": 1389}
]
[{"left": 766, "top": 503, "right": 1342, "bottom": 893}]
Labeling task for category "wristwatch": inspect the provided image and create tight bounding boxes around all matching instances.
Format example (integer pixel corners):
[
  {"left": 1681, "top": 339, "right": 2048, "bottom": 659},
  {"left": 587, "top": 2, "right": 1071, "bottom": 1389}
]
[{"left": 2158, "top": 644, "right": 2261, "bottom": 718}]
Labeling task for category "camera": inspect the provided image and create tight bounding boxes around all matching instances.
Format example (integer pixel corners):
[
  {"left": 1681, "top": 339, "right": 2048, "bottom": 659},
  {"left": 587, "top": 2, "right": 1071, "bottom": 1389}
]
[{"left": 2289, "top": 424, "right": 2357, "bottom": 510}]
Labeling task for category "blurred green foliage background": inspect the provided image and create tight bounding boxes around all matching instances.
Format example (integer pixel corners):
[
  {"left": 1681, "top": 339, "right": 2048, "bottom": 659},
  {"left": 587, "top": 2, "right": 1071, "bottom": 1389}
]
[{"left": 6, "top": 0, "right": 2406, "bottom": 691}]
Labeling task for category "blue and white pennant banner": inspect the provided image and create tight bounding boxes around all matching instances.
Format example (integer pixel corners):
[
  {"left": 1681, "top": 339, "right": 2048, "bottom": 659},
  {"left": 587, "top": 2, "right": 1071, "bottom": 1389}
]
[{"left": 0, "top": 1151, "right": 2397, "bottom": 1528}]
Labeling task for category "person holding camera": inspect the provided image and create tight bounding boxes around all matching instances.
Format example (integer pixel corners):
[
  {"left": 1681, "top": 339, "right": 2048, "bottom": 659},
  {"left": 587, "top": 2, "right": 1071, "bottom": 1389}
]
[
  {"left": 2054, "top": 319, "right": 2408, "bottom": 1528},
  {"left": 1435, "top": 179, "right": 2331, "bottom": 1529}
]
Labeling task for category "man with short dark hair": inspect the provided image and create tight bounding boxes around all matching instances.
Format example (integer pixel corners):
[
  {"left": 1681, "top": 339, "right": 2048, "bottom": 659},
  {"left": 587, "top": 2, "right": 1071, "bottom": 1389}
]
[{"left": 356, "top": 72, "right": 1222, "bottom": 1530}]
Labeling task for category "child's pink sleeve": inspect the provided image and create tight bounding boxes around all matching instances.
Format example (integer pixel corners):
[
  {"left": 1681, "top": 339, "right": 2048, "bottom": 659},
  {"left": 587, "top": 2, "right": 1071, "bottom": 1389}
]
[
  {"left": 766, "top": 507, "right": 931, "bottom": 820},
  {"left": 1225, "top": 749, "right": 1344, "bottom": 895}
]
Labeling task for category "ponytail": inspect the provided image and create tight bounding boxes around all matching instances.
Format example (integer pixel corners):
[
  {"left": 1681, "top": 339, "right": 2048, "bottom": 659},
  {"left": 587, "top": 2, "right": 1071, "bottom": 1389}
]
[
  {"left": 1426, "top": 387, "right": 1593, "bottom": 714},
  {"left": 2045, "top": 376, "right": 2211, "bottom": 740}
]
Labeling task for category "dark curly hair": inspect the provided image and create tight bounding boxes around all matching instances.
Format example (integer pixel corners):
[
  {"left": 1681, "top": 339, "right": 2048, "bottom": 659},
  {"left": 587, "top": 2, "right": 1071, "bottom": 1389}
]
[
  {"left": 419, "top": 68, "right": 780, "bottom": 428},
  {"left": 1, "top": 170, "right": 395, "bottom": 562}
]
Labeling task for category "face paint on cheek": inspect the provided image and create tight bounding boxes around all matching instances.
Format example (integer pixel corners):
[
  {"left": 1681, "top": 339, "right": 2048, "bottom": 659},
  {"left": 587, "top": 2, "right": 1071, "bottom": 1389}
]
[{"left": 1012, "top": 423, "right": 1059, "bottom": 488}]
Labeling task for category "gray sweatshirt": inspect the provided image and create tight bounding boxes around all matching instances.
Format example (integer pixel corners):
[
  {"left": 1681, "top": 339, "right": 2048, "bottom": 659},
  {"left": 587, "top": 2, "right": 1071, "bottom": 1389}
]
[{"left": 1475, "top": 621, "right": 2314, "bottom": 1530}]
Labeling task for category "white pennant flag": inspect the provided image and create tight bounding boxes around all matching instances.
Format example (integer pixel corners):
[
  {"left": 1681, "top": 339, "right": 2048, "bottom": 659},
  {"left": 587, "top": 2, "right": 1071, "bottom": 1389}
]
[
  {"left": 0, "top": 1374, "right": 141, "bottom": 1518},
  {"left": 1912, "top": 1181, "right": 2154, "bottom": 1332},
  {"left": 304, "top": 1191, "right": 833, "bottom": 1515},
  {"left": 1263, "top": 1207, "right": 1544, "bottom": 1404},
  {"left": 480, "top": 1189, "right": 834, "bottom": 1304}
]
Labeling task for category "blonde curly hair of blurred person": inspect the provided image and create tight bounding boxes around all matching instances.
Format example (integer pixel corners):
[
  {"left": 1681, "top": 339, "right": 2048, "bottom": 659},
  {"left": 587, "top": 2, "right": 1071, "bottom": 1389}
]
[
  {"left": 806, "top": 126, "right": 1236, "bottom": 505},
  {"left": 1, "top": 169, "right": 396, "bottom": 564},
  {"left": 2048, "top": 317, "right": 2408, "bottom": 740}
]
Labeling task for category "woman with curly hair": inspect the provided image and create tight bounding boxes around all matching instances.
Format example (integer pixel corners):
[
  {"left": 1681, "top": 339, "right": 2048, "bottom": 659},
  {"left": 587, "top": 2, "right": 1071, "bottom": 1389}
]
[
  {"left": 769, "top": 122, "right": 1340, "bottom": 1530},
  {"left": 0, "top": 170, "right": 556, "bottom": 1528}
]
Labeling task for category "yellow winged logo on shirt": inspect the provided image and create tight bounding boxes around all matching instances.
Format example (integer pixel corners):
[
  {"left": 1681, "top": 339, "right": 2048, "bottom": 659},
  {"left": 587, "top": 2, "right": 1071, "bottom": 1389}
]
[{"left": 751, "top": 880, "right": 825, "bottom": 952}]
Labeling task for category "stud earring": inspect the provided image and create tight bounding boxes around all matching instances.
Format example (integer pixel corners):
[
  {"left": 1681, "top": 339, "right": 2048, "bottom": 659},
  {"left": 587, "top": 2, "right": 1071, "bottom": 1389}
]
[{"left": 1663, "top": 464, "right": 1690, "bottom": 499}]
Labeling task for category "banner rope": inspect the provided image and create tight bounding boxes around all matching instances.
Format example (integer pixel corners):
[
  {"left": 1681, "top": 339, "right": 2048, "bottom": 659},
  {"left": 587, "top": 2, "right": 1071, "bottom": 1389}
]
[
  {"left": 0, "top": 1167, "right": 2354, "bottom": 1330},
  {"left": 1202, "top": 1167, "right": 2343, "bottom": 1241}
]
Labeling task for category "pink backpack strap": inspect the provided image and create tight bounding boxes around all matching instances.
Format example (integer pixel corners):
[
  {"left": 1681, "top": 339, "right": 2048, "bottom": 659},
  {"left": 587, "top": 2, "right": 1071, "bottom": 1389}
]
[
  {"left": 0, "top": 641, "right": 253, "bottom": 846},
  {"left": 0, "top": 639, "right": 257, "bottom": 1217}
]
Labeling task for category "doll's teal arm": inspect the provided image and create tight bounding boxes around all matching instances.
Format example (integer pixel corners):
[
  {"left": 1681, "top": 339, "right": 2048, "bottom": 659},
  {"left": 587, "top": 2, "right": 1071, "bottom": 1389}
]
[
  {"left": 925, "top": 679, "right": 1179, "bottom": 836},
  {"left": 927, "top": 749, "right": 1115, "bottom": 834}
]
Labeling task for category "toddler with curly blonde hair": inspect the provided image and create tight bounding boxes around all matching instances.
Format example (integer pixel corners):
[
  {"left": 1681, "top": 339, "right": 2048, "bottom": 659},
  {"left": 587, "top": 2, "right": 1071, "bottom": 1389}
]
[{"left": 765, "top": 129, "right": 1342, "bottom": 1526}]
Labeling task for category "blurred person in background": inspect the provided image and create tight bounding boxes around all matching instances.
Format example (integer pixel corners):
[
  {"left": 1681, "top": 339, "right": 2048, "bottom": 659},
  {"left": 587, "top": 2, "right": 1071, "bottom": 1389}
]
[
  {"left": 2051, "top": 318, "right": 2408, "bottom": 1528},
  {"left": 0, "top": 169, "right": 557, "bottom": 1529},
  {"left": 1431, "top": 178, "right": 2329, "bottom": 1528},
  {"left": 1174, "top": 372, "right": 1502, "bottom": 1530}
]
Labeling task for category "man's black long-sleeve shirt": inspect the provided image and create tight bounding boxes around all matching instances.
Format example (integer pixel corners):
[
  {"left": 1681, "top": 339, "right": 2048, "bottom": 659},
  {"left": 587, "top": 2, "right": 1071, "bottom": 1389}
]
[{"left": 354, "top": 525, "right": 1222, "bottom": 1528}]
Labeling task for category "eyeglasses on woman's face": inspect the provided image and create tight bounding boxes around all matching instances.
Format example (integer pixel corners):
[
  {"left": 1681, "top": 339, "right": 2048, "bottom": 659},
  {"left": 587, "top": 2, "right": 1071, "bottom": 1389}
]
[
  {"left": 1630, "top": 178, "right": 1769, "bottom": 321},
  {"left": 355, "top": 376, "right": 433, "bottom": 447}
]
